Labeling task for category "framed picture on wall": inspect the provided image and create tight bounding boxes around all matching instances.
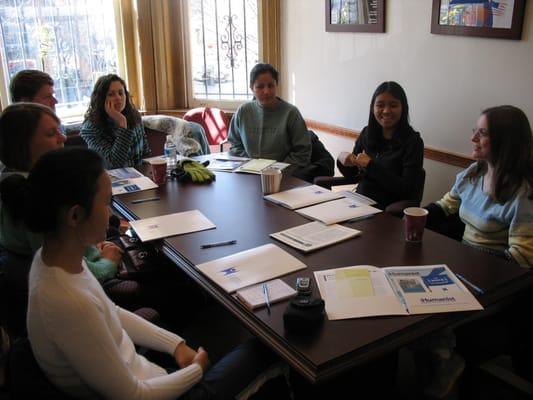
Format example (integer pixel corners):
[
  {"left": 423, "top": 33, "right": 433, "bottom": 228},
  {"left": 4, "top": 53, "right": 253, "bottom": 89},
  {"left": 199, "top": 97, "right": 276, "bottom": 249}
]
[
  {"left": 431, "top": 0, "right": 526, "bottom": 40},
  {"left": 325, "top": 0, "right": 385, "bottom": 33}
]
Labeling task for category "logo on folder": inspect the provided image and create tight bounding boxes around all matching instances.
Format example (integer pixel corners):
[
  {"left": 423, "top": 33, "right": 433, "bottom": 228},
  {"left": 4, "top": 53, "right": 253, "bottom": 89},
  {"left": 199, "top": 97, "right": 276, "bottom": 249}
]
[{"left": 220, "top": 266, "right": 239, "bottom": 276}]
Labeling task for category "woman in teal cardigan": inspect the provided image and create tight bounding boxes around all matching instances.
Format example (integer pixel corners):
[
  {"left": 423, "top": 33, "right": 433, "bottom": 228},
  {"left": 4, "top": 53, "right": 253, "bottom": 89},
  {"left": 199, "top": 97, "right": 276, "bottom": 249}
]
[{"left": 0, "top": 103, "right": 130, "bottom": 296}]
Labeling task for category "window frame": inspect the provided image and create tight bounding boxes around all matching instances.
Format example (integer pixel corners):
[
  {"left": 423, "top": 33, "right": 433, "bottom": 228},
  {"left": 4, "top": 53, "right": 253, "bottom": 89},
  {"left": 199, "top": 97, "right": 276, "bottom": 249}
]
[{"left": 183, "top": 0, "right": 262, "bottom": 110}]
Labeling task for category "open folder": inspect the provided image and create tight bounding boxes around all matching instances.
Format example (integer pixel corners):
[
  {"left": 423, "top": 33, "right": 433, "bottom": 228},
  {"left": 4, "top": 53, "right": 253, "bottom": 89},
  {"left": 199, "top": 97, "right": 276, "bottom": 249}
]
[
  {"left": 108, "top": 167, "right": 157, "bottom": 195},
  {"left": 314, "top": 264, "right": 483, "bottom": 320},
  {"left": 196, "top": 243, "right": 306, "bottom": 293}
]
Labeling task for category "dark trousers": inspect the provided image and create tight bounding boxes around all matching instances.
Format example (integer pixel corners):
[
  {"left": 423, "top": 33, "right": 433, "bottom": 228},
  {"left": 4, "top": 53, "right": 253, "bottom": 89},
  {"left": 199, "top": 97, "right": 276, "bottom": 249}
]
[{"left": 181, "top": 338, "right": 279, "bottom": 400}]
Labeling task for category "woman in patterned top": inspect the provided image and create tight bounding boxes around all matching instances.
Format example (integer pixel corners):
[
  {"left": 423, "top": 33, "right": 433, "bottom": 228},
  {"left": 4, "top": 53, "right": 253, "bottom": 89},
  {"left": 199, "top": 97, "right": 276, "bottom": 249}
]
[{"left": 81, "top": 74, "right": 150, "bottom": 168}]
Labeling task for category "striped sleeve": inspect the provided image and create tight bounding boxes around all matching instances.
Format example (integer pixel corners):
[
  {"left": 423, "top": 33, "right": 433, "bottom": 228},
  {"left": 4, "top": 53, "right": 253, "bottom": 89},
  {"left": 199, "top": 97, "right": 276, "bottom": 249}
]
[
  {"left": 80, "top": 120, "right": 136, "bottom": 168},
  {"left": 436, "top": 190, "right": 461, "bottom": 216},
  {"left": 508, "top": 193, "right": 533, "bottom": 268},
  {"left": 142, "top": 126, "right": 151, "bottom": 157}
]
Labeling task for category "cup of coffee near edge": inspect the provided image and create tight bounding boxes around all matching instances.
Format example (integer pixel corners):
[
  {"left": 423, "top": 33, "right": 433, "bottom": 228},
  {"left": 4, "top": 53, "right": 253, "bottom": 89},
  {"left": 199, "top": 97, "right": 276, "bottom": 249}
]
[
  {"left": 150, "top": 158, "right": 167, "bottom": 185},
  {"left": 261, "top": 168, "right": 282, "bottom": 195},
  {"left": 403, "top": 207, "right": 428, "bottom": 243}
]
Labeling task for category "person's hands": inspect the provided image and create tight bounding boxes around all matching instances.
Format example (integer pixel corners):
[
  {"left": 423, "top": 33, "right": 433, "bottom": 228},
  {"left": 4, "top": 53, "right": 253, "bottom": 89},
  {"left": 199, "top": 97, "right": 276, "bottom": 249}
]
[
  {"left": 338, "top": 151, "right": 357, "bottom": 167},
  {"left": 192, "top": 347, "right": 209, "bottom": 372},
  {"left": 353, "top": 151, "right": 372, "bottom": 169},
  {"left": 98, "top": 241, "right": 123, "bottom": 265},
  {"left": 105, "top": 99, "right": 127, "bottom": 128},
  {"left": 174, "top": 342, "right": 198, "bottom": 368}
]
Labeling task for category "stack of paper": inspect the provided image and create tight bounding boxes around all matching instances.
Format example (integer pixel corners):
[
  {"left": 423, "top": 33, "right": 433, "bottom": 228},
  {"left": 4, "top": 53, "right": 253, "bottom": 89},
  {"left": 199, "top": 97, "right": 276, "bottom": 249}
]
[
  {"left": 129, "top": 210, "right": 215, "bottom": 241},
  {"left": 235, "top": 159, "right": 290, "bottom": 174},
  {"left": 263, "top": 184, "right": 344, "bottom": 210},
  {"left": 295, "top": 198, "right": 382, "bottom": 225},
  {"left": 271, "top": 221, "right": 361, "bottom": 252},
  {"left": 236, "top": 279, "right": 297, "bottom": 309},
  {"left": 108, "top": 167, "right": 158, "bottom": 195},
  {"left": 196, "top": 243, "right": 306, "bottom": 292}
]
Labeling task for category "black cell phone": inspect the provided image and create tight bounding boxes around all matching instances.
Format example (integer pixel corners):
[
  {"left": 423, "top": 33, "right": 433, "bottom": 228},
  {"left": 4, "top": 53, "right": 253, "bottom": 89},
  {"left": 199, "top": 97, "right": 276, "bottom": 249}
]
[{"left": 296, "top": 277, "right": 312, "bottom": 296}]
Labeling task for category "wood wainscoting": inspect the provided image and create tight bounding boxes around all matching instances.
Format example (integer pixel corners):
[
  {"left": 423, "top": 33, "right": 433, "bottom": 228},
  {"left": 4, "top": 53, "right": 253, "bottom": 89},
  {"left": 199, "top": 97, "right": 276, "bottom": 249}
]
[{"left": 305, "top": 119, "right": 473, "bottom": 169}]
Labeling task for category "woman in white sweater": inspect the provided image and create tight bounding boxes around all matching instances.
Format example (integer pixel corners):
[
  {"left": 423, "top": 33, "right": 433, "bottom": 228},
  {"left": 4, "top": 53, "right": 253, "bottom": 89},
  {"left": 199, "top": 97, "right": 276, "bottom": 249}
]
[{"left": 0, "top": 147, "right": 277, "bottom": 399}]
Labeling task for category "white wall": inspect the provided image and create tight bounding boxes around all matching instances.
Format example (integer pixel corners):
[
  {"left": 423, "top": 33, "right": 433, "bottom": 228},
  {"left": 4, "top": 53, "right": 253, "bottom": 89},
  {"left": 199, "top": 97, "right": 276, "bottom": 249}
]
[{"left": 280, "top": 0, "right": 532, "bottom": 203}]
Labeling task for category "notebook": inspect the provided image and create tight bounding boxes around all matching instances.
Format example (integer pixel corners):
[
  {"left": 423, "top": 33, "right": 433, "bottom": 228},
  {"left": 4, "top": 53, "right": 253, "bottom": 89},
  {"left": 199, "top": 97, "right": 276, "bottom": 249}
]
[{"left": 235, "top": 279, "right": 297, "bottom": 310}]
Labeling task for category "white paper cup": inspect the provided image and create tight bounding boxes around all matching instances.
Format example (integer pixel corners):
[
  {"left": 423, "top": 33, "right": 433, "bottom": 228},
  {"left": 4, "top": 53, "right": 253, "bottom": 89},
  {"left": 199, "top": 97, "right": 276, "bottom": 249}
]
[{"left": 261, "top": 168, "right": 282, "bottom": 195}]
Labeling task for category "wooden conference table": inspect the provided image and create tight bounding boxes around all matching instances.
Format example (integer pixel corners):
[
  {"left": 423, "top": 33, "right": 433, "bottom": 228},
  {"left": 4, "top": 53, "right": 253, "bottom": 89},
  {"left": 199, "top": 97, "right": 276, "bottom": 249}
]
[{"left": 112, "top": 166, "right": 533, "bottom": 384}]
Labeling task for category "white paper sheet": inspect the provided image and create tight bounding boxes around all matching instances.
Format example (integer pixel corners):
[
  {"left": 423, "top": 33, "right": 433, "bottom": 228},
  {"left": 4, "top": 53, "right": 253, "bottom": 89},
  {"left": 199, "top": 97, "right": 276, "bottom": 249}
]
[{"left": 129, "top": 210, "right": 215, "bottom": 241}]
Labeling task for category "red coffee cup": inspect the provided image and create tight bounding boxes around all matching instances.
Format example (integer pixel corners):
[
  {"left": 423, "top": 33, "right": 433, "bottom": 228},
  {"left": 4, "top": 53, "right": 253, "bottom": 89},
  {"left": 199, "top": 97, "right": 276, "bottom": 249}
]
[
  {"left": 150, "top": 159, "right": 167, "bottom": 185},
  {"left": 403, "top": 207, "right": 428, "bottom": 243}
]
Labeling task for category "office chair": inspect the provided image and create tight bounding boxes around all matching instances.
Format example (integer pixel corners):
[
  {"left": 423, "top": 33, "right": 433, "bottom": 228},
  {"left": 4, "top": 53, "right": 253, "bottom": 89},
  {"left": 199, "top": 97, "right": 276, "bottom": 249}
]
[
  {"left": 314, "top": 168, "right": 425, "bottom": 217},
  {"left": 7, "top": 337, "right": 72, "bottom": 399},
  {"left": 183, "top": 107, "right": 230, "bottom": 153},
  {"left": 292, "top": 130, "right": 335, "bottom": 183}
]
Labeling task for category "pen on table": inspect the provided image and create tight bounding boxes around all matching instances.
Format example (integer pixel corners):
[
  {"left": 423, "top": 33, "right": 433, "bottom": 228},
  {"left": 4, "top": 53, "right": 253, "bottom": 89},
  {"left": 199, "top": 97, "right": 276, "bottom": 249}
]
[
  {"left": 262, "top": 282, "right": 271, "bottom": 314},
  {"left": 131, "top": 197, "right": 160, "bottom": 204},
  {"left": 456, "top": 273, "right": 484, "bottom": 295},
  {"left": 200, "top": 239, "right": 237, "bottom": 249}
]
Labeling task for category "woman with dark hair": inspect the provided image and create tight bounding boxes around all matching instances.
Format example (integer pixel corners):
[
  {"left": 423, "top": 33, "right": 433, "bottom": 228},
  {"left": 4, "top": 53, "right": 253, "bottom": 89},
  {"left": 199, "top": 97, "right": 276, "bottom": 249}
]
[
  {"left": 0, "top": 103, "right": 66, "bottom": 253},
  {"left": 0, "top": 147, "right": 278, "bottom": 399},
  {"left": 228, "top": 63, "right": 312, "bottom": 169},
  {"left": 0, "top": 103, "right": 139, "bottom": 317},
  {"left": 81, "top": 74, "right": 150, "bottom": 168},
  {"left": 427, "top": 105, "right": 533, "bottom": 267},
  {"left": 338, "top": 81, "right": 424, "bottom": 209}
]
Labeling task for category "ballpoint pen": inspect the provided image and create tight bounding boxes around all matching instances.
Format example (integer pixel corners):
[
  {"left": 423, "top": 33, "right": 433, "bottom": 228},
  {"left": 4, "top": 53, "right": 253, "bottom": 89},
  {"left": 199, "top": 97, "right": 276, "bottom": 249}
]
[
  {"left": 262, "top": 283, "right": 271, "bottom": 314},
  {"left": 456, "top": 273, "right": 484, "bottom": 295},
  {"left": 131, "top": 197, "right": 160, "bottom": 204},
  {"left": 200, "top": 239, "right": 237, "bottom": 249}
]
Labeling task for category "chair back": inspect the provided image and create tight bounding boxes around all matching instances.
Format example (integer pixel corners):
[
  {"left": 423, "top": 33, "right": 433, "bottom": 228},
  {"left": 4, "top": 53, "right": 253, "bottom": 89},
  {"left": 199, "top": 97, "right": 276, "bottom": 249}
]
[
  {"left": 183, "top": 107, "right": 229, "bottom": 146},
  {"left": 8, "top": 337, "right": 72, "bottom": 399}
]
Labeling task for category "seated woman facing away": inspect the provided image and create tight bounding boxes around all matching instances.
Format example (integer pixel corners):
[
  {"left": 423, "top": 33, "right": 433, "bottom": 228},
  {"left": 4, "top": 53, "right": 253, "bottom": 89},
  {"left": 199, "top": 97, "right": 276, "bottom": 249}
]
[
  {"left": 228, "top": 63, "right": 312, "bottom": 171},
  {"left": 426, "top": 105, "right": 533, "bottom": 267},
  {"left": 0, "top": 147, "right": 279, "bottom": 399},
  {"left": 81, "top": 74, "right": 150, "bottom": 169},
  {"left": 337, "top": 81, "right": 424, "bottom": 210}
]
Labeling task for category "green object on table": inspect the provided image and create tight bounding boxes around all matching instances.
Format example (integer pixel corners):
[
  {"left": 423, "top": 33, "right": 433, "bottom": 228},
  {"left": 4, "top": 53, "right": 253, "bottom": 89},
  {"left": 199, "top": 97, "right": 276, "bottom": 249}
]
[{"left": 172, "top": 159, "right": 215, "bottom": 183}]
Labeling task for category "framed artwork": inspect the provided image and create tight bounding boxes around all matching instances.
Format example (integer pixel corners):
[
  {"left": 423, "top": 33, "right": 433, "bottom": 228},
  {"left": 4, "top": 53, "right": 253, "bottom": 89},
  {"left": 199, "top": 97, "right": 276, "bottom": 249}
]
[
  {"left": 431, "top": 0, "right": 526, "bottom": 40},
  {"left": 325, "top": 0, "right": 385, "bottom": 33}
]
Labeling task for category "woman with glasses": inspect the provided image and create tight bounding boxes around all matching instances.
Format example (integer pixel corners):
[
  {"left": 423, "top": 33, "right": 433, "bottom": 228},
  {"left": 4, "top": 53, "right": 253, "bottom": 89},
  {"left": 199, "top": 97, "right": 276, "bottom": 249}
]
[{"left": 427, "top": 105, "right": 533, "bottom": 267}]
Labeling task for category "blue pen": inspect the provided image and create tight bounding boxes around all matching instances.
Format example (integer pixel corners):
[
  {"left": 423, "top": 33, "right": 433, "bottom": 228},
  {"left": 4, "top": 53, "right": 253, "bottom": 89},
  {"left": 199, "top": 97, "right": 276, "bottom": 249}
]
[
  {"left": 262, "top": 283, "right": 271, "bottom": 314},
  {"left": 456, "top": 273, "right": 484, "bottom": 295}
]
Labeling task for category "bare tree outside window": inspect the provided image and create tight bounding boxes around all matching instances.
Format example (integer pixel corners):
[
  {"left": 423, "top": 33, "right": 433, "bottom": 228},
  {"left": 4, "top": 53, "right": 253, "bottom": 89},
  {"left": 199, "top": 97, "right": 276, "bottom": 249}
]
[{"left": 0, "top": 0, "right": 119, "bottom": 119}]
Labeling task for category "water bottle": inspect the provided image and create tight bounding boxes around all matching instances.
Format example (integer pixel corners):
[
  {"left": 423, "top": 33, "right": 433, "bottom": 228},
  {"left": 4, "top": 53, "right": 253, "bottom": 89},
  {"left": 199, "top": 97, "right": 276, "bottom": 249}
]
[{"left": 163, "top": 135, "right": 177, "bottom": 174}]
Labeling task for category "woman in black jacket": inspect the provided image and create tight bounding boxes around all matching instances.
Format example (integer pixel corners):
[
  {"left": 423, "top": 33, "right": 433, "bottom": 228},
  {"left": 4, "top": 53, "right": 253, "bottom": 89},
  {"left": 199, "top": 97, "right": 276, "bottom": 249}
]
[{"left": 338, "top": 81, "right": 424, "bottom": 209}]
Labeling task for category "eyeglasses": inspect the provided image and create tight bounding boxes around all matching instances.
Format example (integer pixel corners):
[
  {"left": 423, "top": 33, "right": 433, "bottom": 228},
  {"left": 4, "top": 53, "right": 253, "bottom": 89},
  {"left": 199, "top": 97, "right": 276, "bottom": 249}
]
[{"left": 472, "top": 128, "right": 489, "bottom": 138}]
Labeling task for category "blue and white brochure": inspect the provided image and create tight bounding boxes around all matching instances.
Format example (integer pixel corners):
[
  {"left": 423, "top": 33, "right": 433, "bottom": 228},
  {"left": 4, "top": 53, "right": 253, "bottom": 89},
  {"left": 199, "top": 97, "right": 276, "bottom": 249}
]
[{"left": 314, "top": 264, "right": 483, "bottom": 320}]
